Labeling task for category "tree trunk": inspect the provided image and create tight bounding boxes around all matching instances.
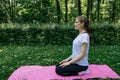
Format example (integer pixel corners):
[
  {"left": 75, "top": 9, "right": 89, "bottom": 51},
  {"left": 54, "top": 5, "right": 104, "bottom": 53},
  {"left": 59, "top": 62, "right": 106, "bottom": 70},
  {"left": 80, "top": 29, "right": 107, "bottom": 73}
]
[
  {"left": 97, "top": 0, "right": 101, "bottom": 21},
  {"left": 7, "top": 0, "right": 14, "bottom": 22},
  {"left": 65, "top": 0, "right": 68, "bottom": 23},
  {"left": 55, "top": 0, "right": 61, "bottom": 24},
  {"left": 3, "top": 0, "right": 9, "bottom": 22},
  {"left": 102, "top": 0, "right": 105, "bottom": 4},
  {"left": 90, "top": 0, "right": 93, "bottom": 20},
  {"left": 112, "top": 0, "right": 116, "bottom": 22},
  {"left": 38, "top": 0, "right": 41, "bottom": 21},
  {"left": 86, "top": 0, "right": 90, "bottom": 18},
  {"left": 11, "top": 0, "right": 15, "bottom": 22},
  {"left": 78, "top": 0, "right": 82, "bottom": 15},
  {"left": 117, "top": 0, "right": 120, "bottom": 21}
]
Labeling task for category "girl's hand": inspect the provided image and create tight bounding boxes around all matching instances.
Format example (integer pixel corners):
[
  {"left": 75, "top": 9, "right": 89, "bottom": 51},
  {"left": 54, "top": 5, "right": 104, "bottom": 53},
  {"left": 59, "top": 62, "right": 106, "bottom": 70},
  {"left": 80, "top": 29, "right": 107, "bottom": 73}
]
[
  {"left": 59, "top": 59, "right": 68, "bottom": 64},
  {"left": 60, "top": 62, "right": 70, "bottom": 68}
]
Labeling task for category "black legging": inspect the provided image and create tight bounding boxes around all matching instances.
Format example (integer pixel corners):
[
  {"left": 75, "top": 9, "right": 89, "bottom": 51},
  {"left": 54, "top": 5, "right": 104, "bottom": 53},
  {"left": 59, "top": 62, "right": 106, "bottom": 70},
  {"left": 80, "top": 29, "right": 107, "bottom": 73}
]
[{"left": 55, "top": 64, "right": 88, "bottom": 76}]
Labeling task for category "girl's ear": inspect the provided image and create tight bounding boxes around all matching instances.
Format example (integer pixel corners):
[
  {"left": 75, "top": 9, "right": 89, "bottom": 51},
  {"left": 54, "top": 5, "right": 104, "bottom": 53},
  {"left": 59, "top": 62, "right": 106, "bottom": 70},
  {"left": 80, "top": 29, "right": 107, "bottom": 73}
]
[{"left": 81, "top": 22, "right": 85, "bottom": 27}]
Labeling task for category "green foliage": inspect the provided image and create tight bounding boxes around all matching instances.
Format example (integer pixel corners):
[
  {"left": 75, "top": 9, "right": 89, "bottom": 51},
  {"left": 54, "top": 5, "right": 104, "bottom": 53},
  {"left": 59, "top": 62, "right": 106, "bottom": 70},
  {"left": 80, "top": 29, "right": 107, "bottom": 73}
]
[
  {"left": 0, "top": 45, "right": 120, "bottom": 80},
  {"left": 0, "top": 0, "right": 120, "bottom": 23},
  {"left": 0, "top": 8, "right": 7, "bottom": 23},
  {"left": 0, "top": 23, "right": 120, "bottom": 45},
  {"left": 92, "top": 22, "right": 120, "bottom": 45}
]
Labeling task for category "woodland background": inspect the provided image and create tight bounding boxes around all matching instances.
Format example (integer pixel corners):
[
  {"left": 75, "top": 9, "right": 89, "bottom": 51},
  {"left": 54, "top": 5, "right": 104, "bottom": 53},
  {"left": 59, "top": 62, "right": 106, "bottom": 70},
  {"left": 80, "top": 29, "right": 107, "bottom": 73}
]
[
  {"left": 0, "top": 0, "right": 120, "bottom": 23},
  {"left": 0, "top": 0, "right": 120, "bottom": 80}
]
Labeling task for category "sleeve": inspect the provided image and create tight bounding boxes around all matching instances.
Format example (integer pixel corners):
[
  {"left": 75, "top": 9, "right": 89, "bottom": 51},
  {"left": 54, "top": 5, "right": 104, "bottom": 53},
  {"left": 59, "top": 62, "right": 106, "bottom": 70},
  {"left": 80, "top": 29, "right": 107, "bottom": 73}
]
[{"left": 81, "top": 34, "right": 89, "bottom": 44}]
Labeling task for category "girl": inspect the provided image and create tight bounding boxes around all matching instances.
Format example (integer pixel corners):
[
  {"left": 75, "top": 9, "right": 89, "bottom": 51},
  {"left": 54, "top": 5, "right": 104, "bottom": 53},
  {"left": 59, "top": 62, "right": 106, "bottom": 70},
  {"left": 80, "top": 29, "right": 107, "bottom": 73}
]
[{"left": 55, "top": 16, "right": 91, "bottom": 76}]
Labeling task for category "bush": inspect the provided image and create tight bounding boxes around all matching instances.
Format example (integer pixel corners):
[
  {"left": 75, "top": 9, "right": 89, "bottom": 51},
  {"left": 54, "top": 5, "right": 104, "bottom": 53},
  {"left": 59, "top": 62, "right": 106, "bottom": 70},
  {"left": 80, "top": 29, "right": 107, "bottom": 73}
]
[
  {"left": 0, "top": 23, "right": 119, "bottom": 45},
  {"left": 92, "top": 22, "right": 120, "bottom": 45}
]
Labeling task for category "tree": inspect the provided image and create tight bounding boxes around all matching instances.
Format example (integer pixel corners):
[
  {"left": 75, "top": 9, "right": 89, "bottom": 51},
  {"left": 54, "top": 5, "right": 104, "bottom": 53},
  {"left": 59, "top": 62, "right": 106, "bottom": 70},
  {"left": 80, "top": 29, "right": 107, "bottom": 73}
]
[
  {"left": 111, "top": 0, "right": 116, "bottom": 22},
  {"left": 78, "top": 0, "right": 82, "bottom": 15},
  {"left": 0, "top": 0, "right": 7, "bottom": 22},
  {"left": 97, "top": 0, "right": 101, "bottom": 21},
  {"left": 0, "top": 0, "right": 120, "bottom": 23},
  {"left": 86, "top": 0, "right": 90, "bottom": 18},
  {"left": 90, "top": 0, "right": 93, "bottom": 20},
  {"left": 65, "top": 0, "right": 68, "bottom": 23},
  {"left": 55, "top": 0, "right": 61, "bottom": 24}
]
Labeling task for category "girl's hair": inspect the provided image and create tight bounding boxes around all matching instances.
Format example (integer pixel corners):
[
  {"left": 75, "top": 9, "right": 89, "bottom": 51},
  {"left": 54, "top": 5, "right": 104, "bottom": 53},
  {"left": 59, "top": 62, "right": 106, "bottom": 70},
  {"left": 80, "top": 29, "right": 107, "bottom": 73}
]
[{"left": 76, "top": 16, "right": 92, "bottom": 41}]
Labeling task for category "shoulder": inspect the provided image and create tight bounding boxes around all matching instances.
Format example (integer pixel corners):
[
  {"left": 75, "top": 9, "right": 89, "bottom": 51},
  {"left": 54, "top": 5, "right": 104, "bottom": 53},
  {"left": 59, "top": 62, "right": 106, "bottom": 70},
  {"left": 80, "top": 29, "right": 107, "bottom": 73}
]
[
  {"left": 77, "top": 33, "right": 89, "bottom": 41},
  {"left": 81, "top": 33, "right": 89, "bottom": 37}
]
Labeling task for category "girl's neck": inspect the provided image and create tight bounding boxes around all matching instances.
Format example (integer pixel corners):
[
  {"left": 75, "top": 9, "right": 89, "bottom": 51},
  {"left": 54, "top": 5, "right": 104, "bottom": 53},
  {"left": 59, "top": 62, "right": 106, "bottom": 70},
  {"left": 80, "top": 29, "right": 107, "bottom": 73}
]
[{"left": 79, "top": 29, "right": 86, "bottom": 34}]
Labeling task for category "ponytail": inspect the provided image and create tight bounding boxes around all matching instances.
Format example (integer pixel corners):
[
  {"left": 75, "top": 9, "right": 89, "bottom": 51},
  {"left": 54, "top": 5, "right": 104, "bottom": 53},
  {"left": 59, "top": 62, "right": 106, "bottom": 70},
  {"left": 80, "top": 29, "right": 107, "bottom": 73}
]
[
  {"left": 76, "top": 16, "right": 92, "bottom": 42},
  {"left": 84, "top": 19, "right": 92, "bottom": 38}
]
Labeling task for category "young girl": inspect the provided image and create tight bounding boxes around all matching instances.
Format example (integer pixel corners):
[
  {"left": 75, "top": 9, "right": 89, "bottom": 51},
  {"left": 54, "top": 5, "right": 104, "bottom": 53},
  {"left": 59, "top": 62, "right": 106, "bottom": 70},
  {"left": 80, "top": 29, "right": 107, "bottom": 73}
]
[{"left": 55, "top": 16, "right": 91, "bottom": 76}]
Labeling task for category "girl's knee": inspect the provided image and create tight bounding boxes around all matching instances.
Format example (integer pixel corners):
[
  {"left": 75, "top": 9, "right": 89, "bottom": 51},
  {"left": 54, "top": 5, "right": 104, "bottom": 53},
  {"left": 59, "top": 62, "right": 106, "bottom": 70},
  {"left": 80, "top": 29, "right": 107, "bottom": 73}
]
[{"left": 55, "top": 65, "right": 63, "bottom": 75}]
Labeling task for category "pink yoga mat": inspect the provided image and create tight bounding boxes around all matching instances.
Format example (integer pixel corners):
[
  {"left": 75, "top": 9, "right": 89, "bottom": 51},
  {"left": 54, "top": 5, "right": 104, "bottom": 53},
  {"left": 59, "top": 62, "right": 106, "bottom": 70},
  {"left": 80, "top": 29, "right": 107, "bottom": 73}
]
[{"left": 8, "top": 64, "right": 120, "bottom": 80}]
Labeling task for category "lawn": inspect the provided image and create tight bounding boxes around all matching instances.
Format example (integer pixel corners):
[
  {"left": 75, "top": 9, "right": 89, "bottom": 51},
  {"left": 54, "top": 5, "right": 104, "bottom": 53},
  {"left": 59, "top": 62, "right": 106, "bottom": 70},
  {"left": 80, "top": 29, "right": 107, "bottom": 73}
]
[{"left": 0, "top": 44, "right": 120, "bottom": 80}]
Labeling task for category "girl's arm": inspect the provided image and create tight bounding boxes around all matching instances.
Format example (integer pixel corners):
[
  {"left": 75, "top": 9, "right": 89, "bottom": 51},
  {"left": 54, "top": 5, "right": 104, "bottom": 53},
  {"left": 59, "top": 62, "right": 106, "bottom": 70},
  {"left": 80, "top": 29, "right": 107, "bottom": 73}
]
[
  {"left": 60, "top": 43, "right": 87, "bottom": 67},
  {"left": 59, "top": 55, "right": 72, "bottom": 64},
  {"left": 69, "top": 43, "right": 87, "bottom": 64}
]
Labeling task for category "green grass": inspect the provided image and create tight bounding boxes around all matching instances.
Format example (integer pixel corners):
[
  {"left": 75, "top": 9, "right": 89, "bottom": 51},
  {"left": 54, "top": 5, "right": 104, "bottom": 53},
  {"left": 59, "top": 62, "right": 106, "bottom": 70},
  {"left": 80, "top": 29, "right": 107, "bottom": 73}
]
[{"left": 0, "top": 45, "right": 120, "bottom": 80}]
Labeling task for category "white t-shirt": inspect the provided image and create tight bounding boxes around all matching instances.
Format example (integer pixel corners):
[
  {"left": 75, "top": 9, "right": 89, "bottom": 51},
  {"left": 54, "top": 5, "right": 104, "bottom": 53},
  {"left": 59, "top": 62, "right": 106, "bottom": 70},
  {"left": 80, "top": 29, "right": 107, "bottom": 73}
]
[{"left": 71, "top": 33, "right": 90, "bottom": 66}]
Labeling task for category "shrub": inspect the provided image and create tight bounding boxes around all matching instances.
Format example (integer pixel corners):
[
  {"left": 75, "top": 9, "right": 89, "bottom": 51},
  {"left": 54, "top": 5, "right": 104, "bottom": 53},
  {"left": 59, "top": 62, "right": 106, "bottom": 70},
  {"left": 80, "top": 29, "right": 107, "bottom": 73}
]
[{"left": 0, "top": 23, "right": 119, "bottom": 45}]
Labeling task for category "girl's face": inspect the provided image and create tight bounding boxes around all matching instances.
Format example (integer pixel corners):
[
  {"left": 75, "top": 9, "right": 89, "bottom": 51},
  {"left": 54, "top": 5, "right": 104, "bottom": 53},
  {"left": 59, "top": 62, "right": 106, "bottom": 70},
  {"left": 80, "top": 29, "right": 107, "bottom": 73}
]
[{"left": 74, "top": 19, "right": 84, "bottom": 30}]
